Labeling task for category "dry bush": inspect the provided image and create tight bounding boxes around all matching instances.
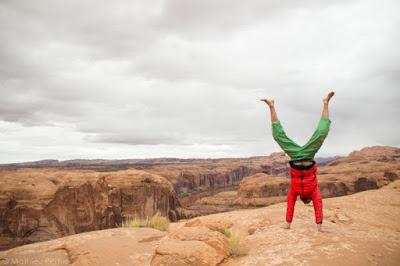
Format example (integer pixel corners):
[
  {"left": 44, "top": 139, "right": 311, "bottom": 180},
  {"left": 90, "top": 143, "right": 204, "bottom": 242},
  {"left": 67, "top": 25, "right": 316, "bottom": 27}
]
[
  {"left": 223, "top": 228, "right": 249, "bottom": 257},
  {"left": 122, "top": 211, "right": 170, "bottom": 231}
]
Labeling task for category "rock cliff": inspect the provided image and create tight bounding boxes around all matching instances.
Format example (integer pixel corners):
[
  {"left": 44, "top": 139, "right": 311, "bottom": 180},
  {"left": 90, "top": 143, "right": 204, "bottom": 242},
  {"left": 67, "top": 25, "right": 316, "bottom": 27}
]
[
  {"left": 0, "top": 153, "right": 291, "bottom": 209},
  {"left": 145, "top": 152, "right": 289, "bottom": 207},
  {"left": 0, "top": 169, "right": 183, "bottom": 250}
]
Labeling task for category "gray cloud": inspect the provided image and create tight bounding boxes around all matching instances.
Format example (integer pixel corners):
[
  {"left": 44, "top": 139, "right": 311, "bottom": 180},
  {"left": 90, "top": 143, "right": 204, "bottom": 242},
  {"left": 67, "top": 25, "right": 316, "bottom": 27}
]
[{"left": 0, "top": 0, "right": 399, "bottom": 163}]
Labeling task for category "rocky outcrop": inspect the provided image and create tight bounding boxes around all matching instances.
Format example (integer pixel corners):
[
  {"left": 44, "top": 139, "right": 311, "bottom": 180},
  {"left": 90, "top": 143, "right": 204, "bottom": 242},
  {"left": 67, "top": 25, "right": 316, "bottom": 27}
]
[
  {"left": 151, "top": 226, "right": 230, "bottom": 266},
  {"left": 2, "top": 180, "right": 399, "bottom": 266},
  {"left": 0, "top": 227, "right": 166, "bottom": 266},
  {"left": 347, "top": 145, "right": 400, "bottom": 158},
  {"left": 0, "top": 169, "right": 184, "bottom": 250},
  {"left": 234, "top": 174, "right": 289, "bottom": 207}
]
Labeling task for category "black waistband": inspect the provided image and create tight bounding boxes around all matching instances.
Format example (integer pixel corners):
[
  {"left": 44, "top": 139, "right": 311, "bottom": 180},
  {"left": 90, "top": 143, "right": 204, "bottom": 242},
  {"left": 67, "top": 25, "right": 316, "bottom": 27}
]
[{"left": 289, "top": 160, "right": 316, "bottom": 170}]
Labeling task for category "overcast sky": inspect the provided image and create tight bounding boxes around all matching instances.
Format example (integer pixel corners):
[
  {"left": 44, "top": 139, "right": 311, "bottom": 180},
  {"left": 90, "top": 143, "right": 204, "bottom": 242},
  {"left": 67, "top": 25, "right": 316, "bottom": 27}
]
[{"left": 0, "top": 0, "right": 399, "bottom": 163}]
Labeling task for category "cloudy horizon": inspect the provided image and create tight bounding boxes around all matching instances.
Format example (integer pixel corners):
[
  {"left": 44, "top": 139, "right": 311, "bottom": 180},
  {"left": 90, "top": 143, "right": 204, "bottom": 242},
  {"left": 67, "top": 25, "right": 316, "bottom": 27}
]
[{"left": 1, "top": 0, "right": 399, "bottom": 164}]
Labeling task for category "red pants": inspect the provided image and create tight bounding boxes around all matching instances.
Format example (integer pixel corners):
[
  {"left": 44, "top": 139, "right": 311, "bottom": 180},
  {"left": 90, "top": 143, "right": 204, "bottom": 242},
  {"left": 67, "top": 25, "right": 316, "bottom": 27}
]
[{"left": 285, "top": 162, "right": 323, "bottom": 224}]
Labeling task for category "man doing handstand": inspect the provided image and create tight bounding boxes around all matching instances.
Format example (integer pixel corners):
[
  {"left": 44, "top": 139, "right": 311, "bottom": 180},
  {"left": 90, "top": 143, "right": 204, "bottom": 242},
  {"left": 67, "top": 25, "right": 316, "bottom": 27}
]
[{"left": 261, "top": 91, "right": 335, "bottom": 231}]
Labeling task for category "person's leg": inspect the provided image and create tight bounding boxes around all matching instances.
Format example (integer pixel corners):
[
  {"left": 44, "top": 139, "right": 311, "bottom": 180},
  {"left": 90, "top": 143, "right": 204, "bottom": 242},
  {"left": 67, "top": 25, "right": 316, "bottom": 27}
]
[
  {"left": 261, "top": 99, "right": 301, "bottom": 159},
  {"left": 322, "top": 91, "right": 335, "bottom": 119},
  {"left": 299, "top": 91, "right": 334, "bottom": 160},
  {"left": 285, "top": 187, "right": 298, "bottom": 229},
  {"left": 260, "top": 98, "right": 278, "bottom": 122},
  {"left": 312, "top": 186, "right": 323, "bottom": 231}
]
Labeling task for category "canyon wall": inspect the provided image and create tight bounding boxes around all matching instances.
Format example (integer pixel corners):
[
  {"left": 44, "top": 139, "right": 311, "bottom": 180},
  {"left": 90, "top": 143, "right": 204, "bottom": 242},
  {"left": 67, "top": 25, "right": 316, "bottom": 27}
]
[
  {"left": 0, "top": 169, "right": 184, "bottom": 250},
  {"left": 145, "top": 152, "right": 290, "bottom": 206}
]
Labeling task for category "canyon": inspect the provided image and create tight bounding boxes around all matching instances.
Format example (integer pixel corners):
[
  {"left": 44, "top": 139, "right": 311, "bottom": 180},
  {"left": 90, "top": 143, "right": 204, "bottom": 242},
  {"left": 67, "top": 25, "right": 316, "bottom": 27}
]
[
  {"left": 1, "top": 152, "right": 291, "bottom": 207},
  {"left": 0, "top": 145, "right": 399, "bottom": 252},
  {"left": 1, "top": 178, "right": 399, "bottom": 265},
  {"left": 180, "top": 146, "right": 400, "bottom": 215}
]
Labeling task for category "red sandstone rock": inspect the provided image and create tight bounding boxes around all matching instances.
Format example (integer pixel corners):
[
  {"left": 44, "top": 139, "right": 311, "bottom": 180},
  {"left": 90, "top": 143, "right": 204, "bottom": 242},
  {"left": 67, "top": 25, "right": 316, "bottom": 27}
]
[
  {"left": 151, "top": 226, "right": 230, "bottom": 265},
  {"left": 0, "top": 169, "right": 182, "bottom": 250},
  {"left": 0, "top": 227, "right": 166, "bottom": 265}
]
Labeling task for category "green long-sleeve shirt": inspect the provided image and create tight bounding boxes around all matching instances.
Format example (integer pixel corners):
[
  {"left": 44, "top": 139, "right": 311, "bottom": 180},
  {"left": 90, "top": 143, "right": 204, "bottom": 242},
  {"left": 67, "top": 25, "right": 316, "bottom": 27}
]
[{"left": 272, "top": 117, "right": 331, "bottom": 161}]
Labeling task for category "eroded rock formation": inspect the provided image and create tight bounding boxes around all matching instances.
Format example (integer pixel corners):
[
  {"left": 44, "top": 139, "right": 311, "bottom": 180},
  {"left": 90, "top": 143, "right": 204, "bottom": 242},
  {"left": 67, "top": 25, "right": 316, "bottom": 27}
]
[
  {"left": 0, "top": 169, "right": 183, "bottom": 250},
  {"left": 151, "top": 226, "right": 230, "bottom": 266},
  {"left": 145, "top": 152, "right": 290, "bottom": 207}
]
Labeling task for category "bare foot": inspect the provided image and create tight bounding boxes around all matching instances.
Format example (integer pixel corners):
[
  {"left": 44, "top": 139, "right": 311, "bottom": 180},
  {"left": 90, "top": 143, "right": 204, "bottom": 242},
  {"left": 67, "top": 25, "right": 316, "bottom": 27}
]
[
  {"left": 323, "top": 91, "right": 335, "bottom": 104},
  {"left": 317, "top": 223, "right": 322, "bottom": 232},
  {"left": 260, "top": 98, "right": 274, "bottom": 108},
  {"left": 283, "top": 222, "right": 291, "bottom": 229}
]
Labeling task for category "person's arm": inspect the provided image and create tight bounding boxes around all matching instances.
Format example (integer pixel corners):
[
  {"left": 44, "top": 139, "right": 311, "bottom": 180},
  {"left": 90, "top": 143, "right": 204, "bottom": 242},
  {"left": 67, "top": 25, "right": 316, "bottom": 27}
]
[{"left": 286, "top": 188, "right": 297, "bottom": 225}]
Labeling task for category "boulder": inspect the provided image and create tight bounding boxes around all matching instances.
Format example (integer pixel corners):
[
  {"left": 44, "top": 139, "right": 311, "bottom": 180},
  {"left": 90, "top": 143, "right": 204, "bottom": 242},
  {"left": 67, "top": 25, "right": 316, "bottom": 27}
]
[{"left": 151, "top": 226, "right": 230, "bottom": 266}]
